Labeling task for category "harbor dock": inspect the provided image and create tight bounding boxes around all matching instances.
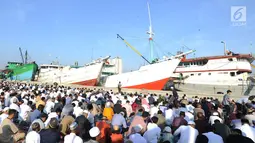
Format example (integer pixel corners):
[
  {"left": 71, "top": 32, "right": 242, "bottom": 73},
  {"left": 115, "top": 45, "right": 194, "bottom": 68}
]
[{"left": 3, "top": 80, "right": 247, "bottom": 101}]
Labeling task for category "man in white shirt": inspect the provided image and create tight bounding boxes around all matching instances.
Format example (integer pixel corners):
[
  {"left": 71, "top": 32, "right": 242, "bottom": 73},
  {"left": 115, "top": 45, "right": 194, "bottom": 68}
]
[
  {"left": 185, "top": 110, "right": 194, "bottom": 122},
  {"left": 165, "top": 105, "right": 175, "bottom": 125},
  {"left": 4, "top": 91, "right": 10, "bottom": 107},
  {"left": 0, "top": 107, "right": 9, "bottom": 124},
  {"left": 143, "top": 116, "right": 161, "bottom": 143},
  {"left": 174, "top": 121, "right": 199, "bottom": 143},
  {"left": 10, "top": 94, "right": 19, "bottom": 105},
  {"left": 209, "top": 112, "right": 223, "bottom": 125},
  {"left": 26, "top": 122, "right": 40, "bottom": 143},
  {"left": 238, "top": 119, "right": 255, "bottom": 142},
  {"left": 244, "top": 109, "right": 255, "bottom": 126},
  {"left": 203, "top": 128, "right": 224, "bottom": 143},
  {"left": 129, "top": 125, "right": 147, "bottom": 143},
  {"left": 150, "top": 102, "right": 159, "bottom": 117},
  {"left": 43, "top": 97, "right": 55, "bottom": 114},
  {"left": 10, "top": 103, "right": 21, "bottom": 113},
  {"left": 64, "top": 122, "right": 83, "bottom": 143},
  {"left": 122, "top": 100, "right": 133, "bottom": 117},
  {"left": 21, "top": 90, "right": 27, "bottom": 98},
  {"left": 44, "top": 108, "right": 61, "bottom": 127},
  {"left": 19, "top": 99, "right": 32, "bottom": 121},
  {"left": 73, "top": 102, "right": 83, "bottom": 118}
]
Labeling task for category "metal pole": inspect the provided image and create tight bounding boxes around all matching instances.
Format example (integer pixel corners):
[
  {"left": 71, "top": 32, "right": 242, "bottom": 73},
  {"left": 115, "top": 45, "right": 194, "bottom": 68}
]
[
  {"left": 147, "top": 1, "right": 154, "bottom": 62},
  {"left": 224, "top": 42, "right": 226, "bottom": 55},
  {"left": 91, "top": 46, "right": 94, "bottom": 61},
  {"left": 221, "top": 41, "right": 226, "bottom": 55}
]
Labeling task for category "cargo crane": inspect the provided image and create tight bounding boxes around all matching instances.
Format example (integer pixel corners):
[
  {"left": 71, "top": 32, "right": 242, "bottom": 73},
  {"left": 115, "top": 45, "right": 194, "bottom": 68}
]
[
  {"left": 117, "top": 34, "right": 151, "bottom": 64},
  {"left": 25, "top": 50, "right": 28, "bottom": 64},
  {"left": 19, "top": 47, "right": 25, "bottom": 64}
]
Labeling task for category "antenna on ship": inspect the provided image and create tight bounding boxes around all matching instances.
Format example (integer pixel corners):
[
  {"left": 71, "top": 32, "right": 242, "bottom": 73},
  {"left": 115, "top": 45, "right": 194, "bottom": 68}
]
[{"left": 146, "top": 0, "right": 155, "bottom": 62}]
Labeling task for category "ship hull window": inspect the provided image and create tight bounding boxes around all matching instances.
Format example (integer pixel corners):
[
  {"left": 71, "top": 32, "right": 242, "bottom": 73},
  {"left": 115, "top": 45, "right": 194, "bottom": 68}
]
[{"left": 230, "top": 72, "right": 235, "bottom": 76}]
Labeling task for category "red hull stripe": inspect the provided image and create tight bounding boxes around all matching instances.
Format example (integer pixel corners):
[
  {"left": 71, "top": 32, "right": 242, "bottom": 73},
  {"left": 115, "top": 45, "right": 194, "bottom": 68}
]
[
  {"left": 72, "top": 79, "right": 98, "bottom": 86},
  {"left": 175, "top": 69, "right": 252, "bottom": 73},
  {"left": 124, "top": 78, "right": 170, "bottom": 90}
]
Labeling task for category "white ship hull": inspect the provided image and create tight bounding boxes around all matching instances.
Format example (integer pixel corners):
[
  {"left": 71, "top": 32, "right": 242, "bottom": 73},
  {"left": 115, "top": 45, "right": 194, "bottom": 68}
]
[
  {"left": 38, "top": 57, "right": 110, "bottom": 86},
  {"left": 172, "top": 54, "right": 255, "bottom": 96},
  {"left": 104, "top": 58, "right": 181, "bottom": 90},
  {"left": 175, "top": 82, "right": 255, "bottom": 97}
]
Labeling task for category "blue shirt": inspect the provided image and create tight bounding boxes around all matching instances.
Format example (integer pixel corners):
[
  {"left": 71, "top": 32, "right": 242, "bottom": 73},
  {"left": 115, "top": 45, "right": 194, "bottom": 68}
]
[{"left": 111, "top": 114, "right": 127, "bottom": 128}]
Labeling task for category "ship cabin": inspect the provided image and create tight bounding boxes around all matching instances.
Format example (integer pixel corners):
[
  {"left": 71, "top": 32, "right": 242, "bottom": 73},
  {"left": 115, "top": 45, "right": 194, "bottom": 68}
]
[
  {"left": 39, "top": 64, "right": 63, "bottom": 73},
  {"left": 5, "top": 62, "right": 26, "bottom": 70},
  {"left": 175, "top": 54, "right": 254, "bottom": 79},
  {"left": 178, "top": 54, "right": 254, "bottom": 67}
]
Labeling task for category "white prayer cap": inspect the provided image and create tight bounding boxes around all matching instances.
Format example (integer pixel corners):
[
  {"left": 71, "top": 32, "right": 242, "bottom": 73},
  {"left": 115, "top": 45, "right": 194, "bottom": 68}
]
[
  {"left": 23, "top": 99, "right": 28, "bottom": 105},
  {"left": 133, "top": 124, "right": 143, "bottom": 133},
  {"left": 163, "top": 126, "right": 172, "bottom": 133},
  {"left": 69, "top": 122, "right": 78, "bottom": 131},
  {"left": 188, "top": 121, "right": 196, "bottom": 125},
  {"left": 76, "top": 109, "right": 84, "bottom": 117},
  {"left": 120, "top": 112, "right": 125, "bottom": 116},
  {"left": 41, "top": 95, "right": 46, "bottom": 99},
  {"left": 72, "top": 101, "right": 79, "bottom": 107},
  {"left": 83, "top": 110, "right": 89, "bottom": 114},
  {"left": 89, "top": 127, "right": 100, "bottom": 137},
  {"left": 10, "top": 104, "right": 20, "bottom": 113},
  {"left": 212, "top": 112, "right": 219, "bottom": 116},
  {"left": 3, "top": 107, "right": 9, "bottom": 112},
  {"left": 187, "top": 106, "right": 194, "bottom": 113},
  {"left": 106, "top": 102, "right": 111, "bottom": 107}
]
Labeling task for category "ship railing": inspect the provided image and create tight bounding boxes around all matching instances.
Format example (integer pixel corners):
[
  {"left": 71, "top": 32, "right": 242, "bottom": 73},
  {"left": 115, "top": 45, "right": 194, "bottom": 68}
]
[
  {"left": 157, "top": 50, "right": 195, "bottom": 63},
  {"left": 85, "top": 56, "right": 111, "bottom": 66}
]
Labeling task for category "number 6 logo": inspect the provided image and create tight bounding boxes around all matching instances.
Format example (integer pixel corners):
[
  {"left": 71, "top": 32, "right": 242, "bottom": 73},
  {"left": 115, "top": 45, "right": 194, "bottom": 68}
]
[{"left": 233, "top": 8, "right": 243, "bottom": 21}]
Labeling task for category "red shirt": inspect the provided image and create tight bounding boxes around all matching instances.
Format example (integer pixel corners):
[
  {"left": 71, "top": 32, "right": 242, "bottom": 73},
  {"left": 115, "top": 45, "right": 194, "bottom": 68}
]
[
  {"left": 111, "top": 133, "right": 123, "bottom": 143},
  {"left": 96, "top": 121, "right": 111, "bottom": 143}
]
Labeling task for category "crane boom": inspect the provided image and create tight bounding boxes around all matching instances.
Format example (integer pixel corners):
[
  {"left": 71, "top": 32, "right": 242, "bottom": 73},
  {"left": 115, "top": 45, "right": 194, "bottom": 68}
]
[
  {"left": 117, "top": 34, "right": 151, "bottom": 64},
  {"left": 19, "top": 47, "right": 25, "bottom": 64},
  {"left": 25, "top": 50, "right": 28, "bottom": 64}
]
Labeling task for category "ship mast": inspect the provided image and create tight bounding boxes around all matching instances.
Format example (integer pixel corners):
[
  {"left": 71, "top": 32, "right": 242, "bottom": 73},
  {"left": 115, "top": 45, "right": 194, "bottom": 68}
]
[{"left": 146, "top": 1, "right": 155, "bottom": 62}]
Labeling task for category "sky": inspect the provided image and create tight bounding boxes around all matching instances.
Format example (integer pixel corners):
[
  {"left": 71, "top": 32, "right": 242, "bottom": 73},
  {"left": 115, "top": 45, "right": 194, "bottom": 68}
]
[{"left": 0, "top": 0, "right": 254, "bottom": 72}]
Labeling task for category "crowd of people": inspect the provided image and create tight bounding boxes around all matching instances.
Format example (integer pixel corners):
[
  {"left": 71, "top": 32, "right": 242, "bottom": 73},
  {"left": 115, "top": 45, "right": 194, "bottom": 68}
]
[{"left": 0, "top": 81, "right": 254, "bottom": 143}]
